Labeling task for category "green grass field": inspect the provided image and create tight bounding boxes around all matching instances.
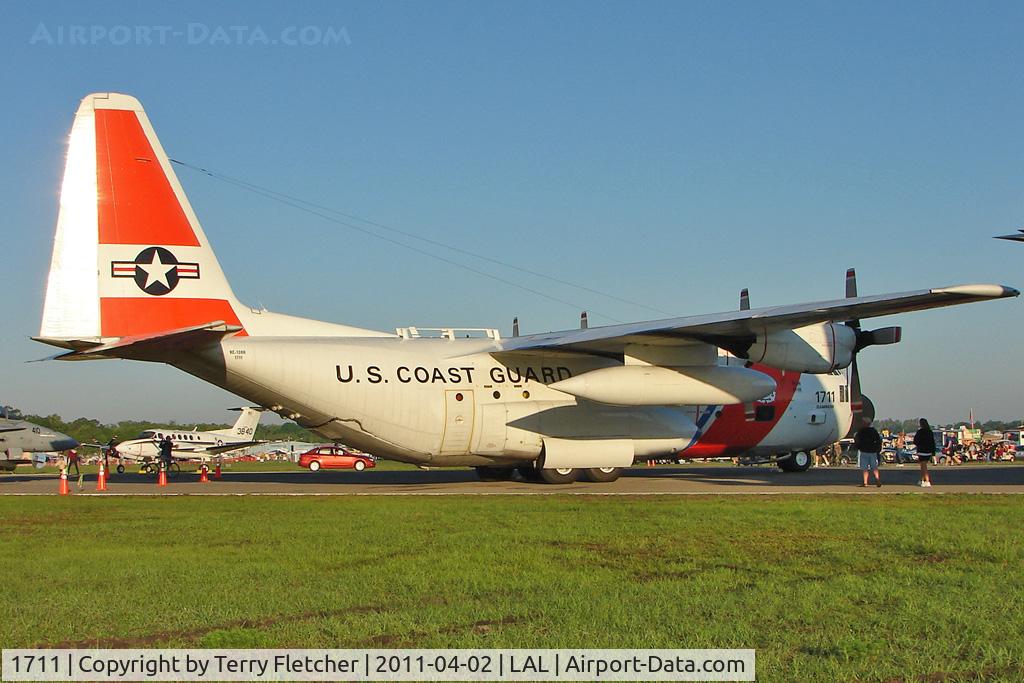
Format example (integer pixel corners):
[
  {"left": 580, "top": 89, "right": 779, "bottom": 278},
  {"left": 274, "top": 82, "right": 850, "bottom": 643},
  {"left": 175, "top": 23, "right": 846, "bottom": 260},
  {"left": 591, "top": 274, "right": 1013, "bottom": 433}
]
[{"left": 2, "top": 495, "right": 1022, "bottom": 682}]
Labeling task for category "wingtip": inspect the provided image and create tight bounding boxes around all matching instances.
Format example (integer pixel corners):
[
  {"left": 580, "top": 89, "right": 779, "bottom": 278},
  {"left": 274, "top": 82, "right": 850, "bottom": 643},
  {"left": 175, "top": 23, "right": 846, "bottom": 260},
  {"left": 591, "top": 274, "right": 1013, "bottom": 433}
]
[
  {"left": 934, "top": 284, "right": 1019, "bottom": 298},
  {"left": 994, "top": 229, "right": 1024, "bottom": 242}
]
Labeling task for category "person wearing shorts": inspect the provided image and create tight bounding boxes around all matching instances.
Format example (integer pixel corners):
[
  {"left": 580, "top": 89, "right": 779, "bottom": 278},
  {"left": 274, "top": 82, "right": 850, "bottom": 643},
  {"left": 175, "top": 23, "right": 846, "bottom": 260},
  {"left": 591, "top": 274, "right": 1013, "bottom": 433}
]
[
  {"left": 854, "top": 425, "right": 882, "bottom": 488},
  {"left": 913, "top": 418, "right": 936, "bottom": 487}
]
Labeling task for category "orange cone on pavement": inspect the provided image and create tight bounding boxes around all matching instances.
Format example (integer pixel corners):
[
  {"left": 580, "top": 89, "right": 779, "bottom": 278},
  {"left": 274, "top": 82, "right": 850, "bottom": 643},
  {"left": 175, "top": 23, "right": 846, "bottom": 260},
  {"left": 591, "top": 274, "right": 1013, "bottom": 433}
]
[
  {"left": 58, "top": 467, "right": 70, "bottom": 496},
  {"left": 96, "top": 461, "right": 108, "bottom": 491},
  {"left": 199, "top": 464, "right": 209, "bottom": 483},
  {"left": 157, "top": 462, "right": 168, "bottom": 487}
]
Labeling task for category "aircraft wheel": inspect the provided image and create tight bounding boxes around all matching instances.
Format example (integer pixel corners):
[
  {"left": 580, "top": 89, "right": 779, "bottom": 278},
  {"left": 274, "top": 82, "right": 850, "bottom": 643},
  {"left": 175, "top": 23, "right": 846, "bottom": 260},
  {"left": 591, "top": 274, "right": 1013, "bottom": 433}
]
[
  {"left": 308, "top": 460, "right": 321, "bottom": 472},
  {"left": 515, "top": 464, "right": 542, "bottom": 482},
  {"left": 475, "top": 466, "right": 516, "bottom": 482},
  {"left": 354, "top": 460, "right": 366, "bottom": 472},
  {"left": 538, "top": 467, "right": 580, "bottom": 485},
  {"left": 116, "top": 464, "right": 125, "bottom": 474},
  {"left": 583, "top": 467, "right": 622, "bottom": 483},
  {"left": 778, "top": 451, "right": 812, "bottom": 472}
]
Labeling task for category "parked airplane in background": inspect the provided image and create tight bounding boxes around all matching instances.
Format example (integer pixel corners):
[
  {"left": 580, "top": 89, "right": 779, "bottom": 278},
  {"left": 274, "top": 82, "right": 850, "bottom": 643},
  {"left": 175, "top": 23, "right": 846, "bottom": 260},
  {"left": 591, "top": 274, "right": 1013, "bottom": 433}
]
[
  {"left": 0, "top": 414, "right": 78, "bottom": 472},
  {"left": 34, "top": 93, "right": 1019, "bottom": 483},
  {"left": 102, "top": 407, "right": 265, "bottom": 473}
]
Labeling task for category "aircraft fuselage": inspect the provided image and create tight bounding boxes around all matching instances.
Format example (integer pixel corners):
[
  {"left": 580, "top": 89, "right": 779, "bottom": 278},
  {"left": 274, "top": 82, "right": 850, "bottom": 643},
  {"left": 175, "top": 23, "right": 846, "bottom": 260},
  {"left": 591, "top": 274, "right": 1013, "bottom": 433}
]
[{"left": 167, "top": 336, "right": 852, "bottom": 467}]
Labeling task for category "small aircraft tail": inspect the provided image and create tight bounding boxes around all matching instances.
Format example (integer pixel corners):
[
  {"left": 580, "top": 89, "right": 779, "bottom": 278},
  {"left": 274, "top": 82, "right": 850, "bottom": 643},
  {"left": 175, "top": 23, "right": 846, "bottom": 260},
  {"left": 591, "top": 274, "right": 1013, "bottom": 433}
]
[{"left": 226, "top": 407, "right": 264, "bottom": 439}]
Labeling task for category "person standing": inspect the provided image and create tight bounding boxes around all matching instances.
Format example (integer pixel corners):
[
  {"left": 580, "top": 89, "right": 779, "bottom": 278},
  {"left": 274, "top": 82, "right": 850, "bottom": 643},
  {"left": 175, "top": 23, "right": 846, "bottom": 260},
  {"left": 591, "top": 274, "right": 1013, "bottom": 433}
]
[
  {"left": 895, "top": 432, "right": 906, "bottom": 466},
  {"left": 913, "top": 418, "right": 936, "bottom": 487},
  {"left": 158, "top": 435, "right": 174, "bottom": 472},
  {"left": 104, "top": 435, "right": 117, "bottom": 474},
  {"left": 66, "top": 448, "right": 81, "bottom": 476},
  {"left": 854, "top": 425, "right": 882, "bottom": 488}
]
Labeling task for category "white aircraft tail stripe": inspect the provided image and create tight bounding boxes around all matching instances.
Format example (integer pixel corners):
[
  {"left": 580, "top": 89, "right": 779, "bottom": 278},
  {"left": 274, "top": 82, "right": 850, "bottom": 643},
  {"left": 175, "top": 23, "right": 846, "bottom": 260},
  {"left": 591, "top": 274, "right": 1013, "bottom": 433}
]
[{"left": 41, "top": 98, "right": 100, "bottom": 340}]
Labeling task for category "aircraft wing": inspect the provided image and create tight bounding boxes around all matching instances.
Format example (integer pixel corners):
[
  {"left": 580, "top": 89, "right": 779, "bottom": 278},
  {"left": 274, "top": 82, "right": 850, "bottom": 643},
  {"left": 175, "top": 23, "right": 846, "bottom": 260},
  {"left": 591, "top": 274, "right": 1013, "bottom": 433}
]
[
  {"left": 198, "top": 441, "right": 264, "bottom": 456},
  {"left": 498, "top": 284, "right": 1018, "bottom": 356}
]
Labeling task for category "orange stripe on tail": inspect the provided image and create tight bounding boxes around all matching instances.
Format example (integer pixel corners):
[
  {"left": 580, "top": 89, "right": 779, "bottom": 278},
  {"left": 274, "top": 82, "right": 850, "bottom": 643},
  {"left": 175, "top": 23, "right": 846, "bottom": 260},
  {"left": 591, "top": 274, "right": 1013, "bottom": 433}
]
[
  {"left": 100, "top": 298, "right": 245, "bottom": 338},
  {"left": 95, "top": 109, "right": 199, "bottom": 247}
]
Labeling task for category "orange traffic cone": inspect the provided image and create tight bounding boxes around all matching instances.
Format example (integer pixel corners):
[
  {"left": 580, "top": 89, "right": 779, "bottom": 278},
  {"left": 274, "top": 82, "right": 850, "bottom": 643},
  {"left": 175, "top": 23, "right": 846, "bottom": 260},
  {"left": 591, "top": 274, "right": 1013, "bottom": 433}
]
[
  {"left": 157, "top": 462, "right": 168, "bottom": 487},
  {"left": 214, "top": 463, "right": 222, "bottom": 480},
  {"left": 96, "top": 461, "right": 107, "bottom": 492},
  {"left": 199, "top": 464, "right": 209, "bottom": 483},
  {"left": 647, "top": 459, "right": 655, "bottom": 467},
  {"left": 58, "top": 467, "right": 70, "bottom": 496}
]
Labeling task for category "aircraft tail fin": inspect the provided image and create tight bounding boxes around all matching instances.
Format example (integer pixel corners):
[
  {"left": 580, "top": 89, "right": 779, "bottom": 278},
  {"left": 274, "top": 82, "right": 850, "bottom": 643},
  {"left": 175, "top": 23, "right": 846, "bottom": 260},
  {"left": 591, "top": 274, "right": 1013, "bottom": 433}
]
[
  {"left": 227, "top": 407, "right": 264, "bottom": 439},
  {"left": 39, "top": 93, "right": 246, "bottom": 345}
]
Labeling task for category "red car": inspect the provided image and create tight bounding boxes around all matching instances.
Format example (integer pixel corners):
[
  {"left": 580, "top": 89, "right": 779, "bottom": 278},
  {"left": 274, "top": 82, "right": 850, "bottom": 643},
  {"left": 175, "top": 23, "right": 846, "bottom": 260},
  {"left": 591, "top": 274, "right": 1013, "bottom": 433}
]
[{"left": 298, "top": 445, "right": 376, "bottom": 472}]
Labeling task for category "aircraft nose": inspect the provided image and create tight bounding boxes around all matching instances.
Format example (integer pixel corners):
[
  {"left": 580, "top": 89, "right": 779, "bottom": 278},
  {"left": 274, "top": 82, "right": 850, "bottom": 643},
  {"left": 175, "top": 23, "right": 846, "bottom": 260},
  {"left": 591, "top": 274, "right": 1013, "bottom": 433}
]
[{"left": 51, "top": 436, "right": 79, "bottom": 451}]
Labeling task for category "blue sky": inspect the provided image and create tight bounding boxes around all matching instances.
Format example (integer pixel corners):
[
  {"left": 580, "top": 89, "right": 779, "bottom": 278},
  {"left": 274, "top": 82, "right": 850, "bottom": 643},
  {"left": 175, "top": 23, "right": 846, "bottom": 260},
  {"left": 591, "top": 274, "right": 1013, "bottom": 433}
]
[{"left": 2, "top": 1, "right": 1022, "bottom": 424}]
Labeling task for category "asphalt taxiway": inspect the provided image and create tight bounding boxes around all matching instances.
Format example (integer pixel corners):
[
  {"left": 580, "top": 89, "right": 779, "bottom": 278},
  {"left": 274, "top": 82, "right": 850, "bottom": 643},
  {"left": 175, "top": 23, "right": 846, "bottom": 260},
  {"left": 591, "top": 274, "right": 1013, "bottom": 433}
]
[{"left": 2, "top": 464, "right": 1023, "bottom": 495}]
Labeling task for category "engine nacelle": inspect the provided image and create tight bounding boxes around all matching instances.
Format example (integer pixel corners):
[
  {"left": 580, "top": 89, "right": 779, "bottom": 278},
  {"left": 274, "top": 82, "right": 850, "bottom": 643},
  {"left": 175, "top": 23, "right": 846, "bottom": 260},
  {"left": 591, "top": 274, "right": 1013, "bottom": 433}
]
[
  {"left": 746, "top": 323, "right": 856, "bottom": 373},
  {"left": 550, "top": 365, "right": 776, "bottom": 406}
]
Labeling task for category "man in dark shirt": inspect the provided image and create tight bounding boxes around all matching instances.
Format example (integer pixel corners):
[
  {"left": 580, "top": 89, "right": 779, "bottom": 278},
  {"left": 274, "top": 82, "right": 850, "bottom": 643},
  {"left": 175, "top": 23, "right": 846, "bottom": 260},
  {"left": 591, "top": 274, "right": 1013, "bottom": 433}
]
[
  {"left": 854, "top": 425, "right": 882, "bottom": 488},
  {"left": 158, "top": 436, "right": 174, "bottom": 471}
]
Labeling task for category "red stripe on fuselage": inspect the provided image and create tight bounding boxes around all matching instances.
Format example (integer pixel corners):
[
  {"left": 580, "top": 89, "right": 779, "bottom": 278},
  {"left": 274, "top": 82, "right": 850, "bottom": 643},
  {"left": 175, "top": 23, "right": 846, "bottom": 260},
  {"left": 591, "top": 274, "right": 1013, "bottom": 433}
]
[
  {"left": 100, "top": 298, "right": 245, "bottom": 338},
  {"left": 683, "top": 365, "right": 801, "bottom": 457},
  {"left": 95, "top": 109, "right": 200, "bottom": 247}
]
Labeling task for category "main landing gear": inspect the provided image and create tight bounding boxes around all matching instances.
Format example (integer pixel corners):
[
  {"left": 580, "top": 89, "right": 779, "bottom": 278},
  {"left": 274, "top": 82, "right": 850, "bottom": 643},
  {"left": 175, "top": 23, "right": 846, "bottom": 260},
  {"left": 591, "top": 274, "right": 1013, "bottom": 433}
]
[
  {"left": 476, "top": 464, "right": 624, "bottom": 484},
  {"left": 777, "top": 451, "right": 812, "bottom": 472}
]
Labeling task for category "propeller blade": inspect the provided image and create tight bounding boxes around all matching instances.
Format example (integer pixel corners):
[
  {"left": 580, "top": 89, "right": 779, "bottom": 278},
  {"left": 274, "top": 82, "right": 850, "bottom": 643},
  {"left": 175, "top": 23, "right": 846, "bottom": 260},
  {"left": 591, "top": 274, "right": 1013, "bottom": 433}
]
[
  {"left": 845, "top": 356, "right": 877, "bottom": 437},
  {"left": 845, "top": 268, "right": 858, "bottom": 299},
  {"left": 860, "top": 395, "right": 876, "bottom": 428},
  {"left": 846, "top": 356, "right": 868, "bottom": 437},
  {"left": 580, "top": 311, "right": 588, "bottom": 330},
  {"left": 739, "top": 288, "right": 750, "bottom": 311},
  {"left": 845, "top": 268, "right": 860, "bottom": 329},
  {"left": 512, "top": 316, "right": 520, "bottom": 337},
  {"left": 855, "top": 326, "right": 902, "bottom": 352}
]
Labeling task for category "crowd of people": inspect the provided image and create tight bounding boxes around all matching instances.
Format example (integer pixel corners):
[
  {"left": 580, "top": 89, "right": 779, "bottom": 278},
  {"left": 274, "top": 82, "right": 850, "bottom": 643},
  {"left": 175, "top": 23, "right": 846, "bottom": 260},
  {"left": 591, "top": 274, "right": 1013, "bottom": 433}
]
[{"left": 939, "top": 439, "right": 1017, "bottom": 465}]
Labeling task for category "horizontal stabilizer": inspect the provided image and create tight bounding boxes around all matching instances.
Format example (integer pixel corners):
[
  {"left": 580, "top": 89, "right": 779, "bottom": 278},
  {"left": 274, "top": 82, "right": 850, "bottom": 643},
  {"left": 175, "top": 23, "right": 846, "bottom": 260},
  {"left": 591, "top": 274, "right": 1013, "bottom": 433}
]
[{"left": 33, "top": 321, "right": 242, "bottom": 361}]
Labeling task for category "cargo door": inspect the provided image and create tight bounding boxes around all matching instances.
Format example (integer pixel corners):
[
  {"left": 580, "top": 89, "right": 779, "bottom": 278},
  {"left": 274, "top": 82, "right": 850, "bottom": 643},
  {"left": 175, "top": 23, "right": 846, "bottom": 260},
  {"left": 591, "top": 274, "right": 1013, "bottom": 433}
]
[{"left": 440, "top": 390, "right": 475, "bottom": 454}]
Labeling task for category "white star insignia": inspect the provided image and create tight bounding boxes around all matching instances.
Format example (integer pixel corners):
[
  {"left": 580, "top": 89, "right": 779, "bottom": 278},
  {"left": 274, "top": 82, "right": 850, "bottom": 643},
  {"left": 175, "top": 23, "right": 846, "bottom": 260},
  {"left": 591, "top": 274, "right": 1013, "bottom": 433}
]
[{"left": 138, "top": 251, "right": 176, "bottom": 290}]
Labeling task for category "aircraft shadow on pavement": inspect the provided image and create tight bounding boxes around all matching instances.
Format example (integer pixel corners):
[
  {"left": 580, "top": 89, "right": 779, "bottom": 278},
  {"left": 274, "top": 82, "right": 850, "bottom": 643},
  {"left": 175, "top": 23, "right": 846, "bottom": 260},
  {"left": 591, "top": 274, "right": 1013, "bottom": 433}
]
[{"left": 3, "top": 465, "right": 1022, "bottom": 489}]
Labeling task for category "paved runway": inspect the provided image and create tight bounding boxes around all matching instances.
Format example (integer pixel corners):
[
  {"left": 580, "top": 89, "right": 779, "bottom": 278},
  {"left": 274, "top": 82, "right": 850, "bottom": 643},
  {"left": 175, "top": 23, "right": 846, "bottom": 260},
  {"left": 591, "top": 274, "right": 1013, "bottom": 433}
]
[{"left": 3, "top": 463, "right": 1023, "bottom": 495}]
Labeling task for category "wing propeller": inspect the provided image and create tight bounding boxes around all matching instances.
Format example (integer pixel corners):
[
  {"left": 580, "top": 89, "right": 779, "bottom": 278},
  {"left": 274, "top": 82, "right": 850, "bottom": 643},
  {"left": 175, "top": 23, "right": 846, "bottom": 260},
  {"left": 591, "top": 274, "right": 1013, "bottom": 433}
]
[{"left": 844, "top": 268, "right": 895, "bottom": 435}]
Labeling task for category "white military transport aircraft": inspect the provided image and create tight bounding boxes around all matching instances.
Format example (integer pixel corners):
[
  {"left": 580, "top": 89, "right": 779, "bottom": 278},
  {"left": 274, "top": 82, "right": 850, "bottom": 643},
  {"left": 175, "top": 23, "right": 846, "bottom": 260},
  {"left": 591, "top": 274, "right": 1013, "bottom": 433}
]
[{"left": 34, "top": 93, "right": 1019, "bottom": 483}]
